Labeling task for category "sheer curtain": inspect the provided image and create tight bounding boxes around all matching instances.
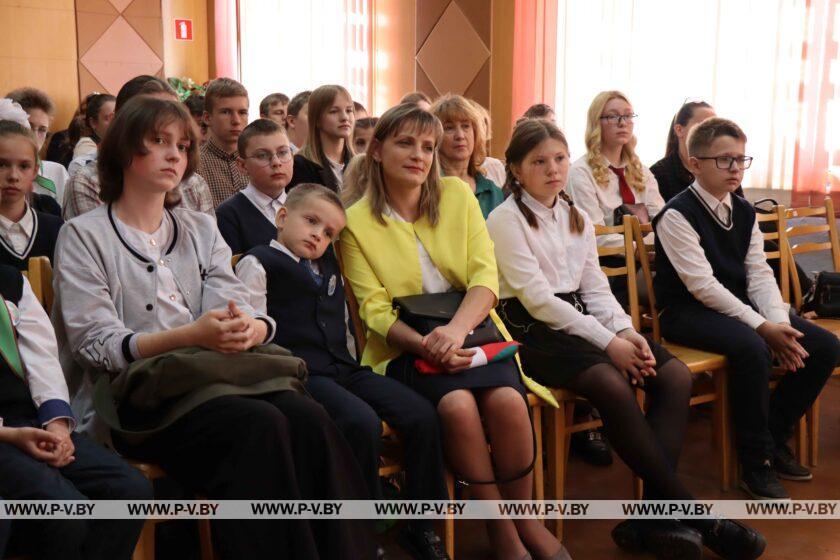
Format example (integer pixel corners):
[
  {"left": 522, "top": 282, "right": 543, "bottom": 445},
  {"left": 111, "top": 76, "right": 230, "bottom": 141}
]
[
  {"left": 239, "top": 0, "right": 371, "bottom": 122},
  {"left": 555, "top": 0, "right": 819, "bottom": 190}
]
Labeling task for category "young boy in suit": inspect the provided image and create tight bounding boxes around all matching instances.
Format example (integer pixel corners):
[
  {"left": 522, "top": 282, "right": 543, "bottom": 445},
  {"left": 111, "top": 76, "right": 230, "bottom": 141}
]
[
  {"left": 216, "top": 119, "right": 292, "bottom": 254},
  {"left": 236, "top": 183, "right": 451, "bottom": 559},
  {"left": 0, "top": 263, "right": 151, "bottom": 558},
  {"left": 654, "top": 117, "right": 840, "bottom": 500}
]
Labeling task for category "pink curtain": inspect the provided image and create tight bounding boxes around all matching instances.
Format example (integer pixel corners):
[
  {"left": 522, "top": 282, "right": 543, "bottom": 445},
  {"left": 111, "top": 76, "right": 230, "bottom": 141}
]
[
  {"left": 213, "top": 0, "right": 240, "bottom": 79},
  {"left": 511, "top": 0, "right": 558, "bottom": 127},
  {"left": 792, "top": 0, "right": 839, "bottom": 206}
]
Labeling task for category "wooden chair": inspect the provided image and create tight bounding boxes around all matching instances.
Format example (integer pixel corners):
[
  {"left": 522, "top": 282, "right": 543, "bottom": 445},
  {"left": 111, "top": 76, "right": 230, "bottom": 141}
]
[
  {"left": 782, "top": 198, "right": 840, "bottom": 466},
  {"left": 26, "top": 256, "right": 54, "bottom": 313},
  {"left": 632, "top": 219, "right": 734, "bottom": 490},
  {"left": 230, "top": 254, "right": 242, "bottom": 268}
]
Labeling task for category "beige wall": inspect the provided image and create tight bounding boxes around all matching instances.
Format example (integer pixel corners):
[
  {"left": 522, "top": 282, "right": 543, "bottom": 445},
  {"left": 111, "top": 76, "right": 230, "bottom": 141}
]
[
  {"left": 0, "top": 0, "right": 79, "bottom": 131},
  {"left": 162, "top": 0, "right": 210, "bottom": 83}
]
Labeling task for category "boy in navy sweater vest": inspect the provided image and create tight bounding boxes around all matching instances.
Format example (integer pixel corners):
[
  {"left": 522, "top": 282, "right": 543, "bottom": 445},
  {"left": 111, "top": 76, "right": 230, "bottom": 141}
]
[
  {"left": 216, "top": 118, "right": 291, "bottom": 254},
  {"left": 237, "top": 184, "right": 451, "bottom": 559},
  {"left": 0, "top": 263, "right": 151, "bottom": 558},
  {"left": 654, "top": 118, "right": 840, "bottom": 500}
]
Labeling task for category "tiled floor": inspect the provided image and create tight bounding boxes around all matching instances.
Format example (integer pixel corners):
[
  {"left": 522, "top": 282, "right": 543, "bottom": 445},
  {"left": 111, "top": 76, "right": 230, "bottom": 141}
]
[{"left": 381, "top": 377, "right": 840, "bottom": 559}]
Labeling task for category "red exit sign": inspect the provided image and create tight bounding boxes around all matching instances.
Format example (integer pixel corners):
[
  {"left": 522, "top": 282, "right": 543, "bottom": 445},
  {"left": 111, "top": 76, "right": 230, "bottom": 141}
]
[{"left": 175, "top": 19, "right": 193, "bottom": 41}]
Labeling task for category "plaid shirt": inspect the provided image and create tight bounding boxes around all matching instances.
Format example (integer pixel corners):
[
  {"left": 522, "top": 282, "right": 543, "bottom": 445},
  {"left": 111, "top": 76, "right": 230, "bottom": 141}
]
[
  {"left": 197, "top": 138, "right": 248, "bottom": 208},
  {"left": 63, "top": 159, "right": 214, "bottom": 220}
]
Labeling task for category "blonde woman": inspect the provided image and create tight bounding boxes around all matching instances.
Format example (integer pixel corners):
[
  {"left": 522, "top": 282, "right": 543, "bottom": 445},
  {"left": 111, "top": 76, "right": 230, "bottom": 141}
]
[
  {"left": 568, "top": 91, "right": 664, "bottom": 248},
  {"left": 431, "top": 94, "right": 505, "bottom": 218}
]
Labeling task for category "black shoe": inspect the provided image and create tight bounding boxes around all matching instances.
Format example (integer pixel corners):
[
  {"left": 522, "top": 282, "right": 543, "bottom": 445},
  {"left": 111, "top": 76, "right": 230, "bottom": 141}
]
[
  {"left": 701, "top": 519, "right": 766, "bottom": 560},
  {"left": 740, "top": 461, "right": 790, "bottom": 500},
  {"left": 571, "top": 428, "right": 613, "bottom": 466},
  {"left": 611, "top": 519, "right": 703, "bottom": 560},
  {"left": 772, "top": 444, "right": 812, "bottom": 481},
  {"left": 396, "top": 524, "right": 450, "bottom": 560}
]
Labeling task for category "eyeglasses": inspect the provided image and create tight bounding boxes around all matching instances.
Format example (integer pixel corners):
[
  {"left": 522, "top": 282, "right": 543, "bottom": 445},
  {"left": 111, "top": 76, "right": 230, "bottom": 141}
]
[
  {"left": 695, "top": 155, "right": 754, "bottom": 170},
  {"left": 246, "top": 149, "right": 293, "bottom": 166},
  {"left": 600, "top": 114, "right": 637, "bottom": 125}
]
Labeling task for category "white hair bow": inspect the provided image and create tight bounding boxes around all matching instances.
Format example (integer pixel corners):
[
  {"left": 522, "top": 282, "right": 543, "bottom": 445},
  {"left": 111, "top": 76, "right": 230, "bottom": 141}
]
[{"left": 0, "top": 98, "right": 32, "bottom": 129}]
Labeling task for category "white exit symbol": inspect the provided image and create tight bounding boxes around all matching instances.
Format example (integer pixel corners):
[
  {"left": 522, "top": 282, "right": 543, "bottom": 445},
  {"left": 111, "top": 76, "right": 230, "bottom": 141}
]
[{"left": 175, "top": 19, "right": 193, "bottom": 41}]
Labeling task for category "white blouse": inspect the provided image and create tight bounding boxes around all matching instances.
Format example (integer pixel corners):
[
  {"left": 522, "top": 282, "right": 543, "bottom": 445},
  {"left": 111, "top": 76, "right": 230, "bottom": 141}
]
[
  {"left": 486, "top": 192, "right": 634, "bottom": 350},
  {"left": 385, "top": 205, "right": 453, "bottom": 294},
  {"left": 568, "top": 155, "right": 664, "bottom": 247},
  {"left": 0, "top": 205, "right": 35, "bottom": 256}
]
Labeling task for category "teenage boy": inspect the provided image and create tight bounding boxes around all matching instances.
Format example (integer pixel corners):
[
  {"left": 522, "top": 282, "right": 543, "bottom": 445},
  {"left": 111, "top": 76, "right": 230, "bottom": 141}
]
[
  {"left": 259, "top": 93, "right": 290, "bottom": 126},
  {"left": 197, "top": 78, "right": 250, "bottom": 207},
  {"left": 285, "top": 91, "right": 311, "bottom": 155},
  {"left": 216, "top": 119, "right": 292, "bottom": 254},
  {"left": 236, "top": 183, "right": 451, "bottom": 560},
  {"left": 654, "top": 117, "right": 840, "bottom": 500}
]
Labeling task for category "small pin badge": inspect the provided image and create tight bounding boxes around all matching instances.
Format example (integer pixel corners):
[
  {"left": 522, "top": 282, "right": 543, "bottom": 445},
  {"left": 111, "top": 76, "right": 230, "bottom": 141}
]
[
  {"left": 328, "top": 274, "right": 337, "bottom": 296},
  {"left": 5, "top": 300, "right": 20, "bottom": 327}
]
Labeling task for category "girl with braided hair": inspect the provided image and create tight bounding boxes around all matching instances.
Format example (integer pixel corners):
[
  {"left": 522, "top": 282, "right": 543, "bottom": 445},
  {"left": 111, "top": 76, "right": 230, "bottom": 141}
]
[{"left": 486, "top": 119, "right": 765, "bottom": 560}]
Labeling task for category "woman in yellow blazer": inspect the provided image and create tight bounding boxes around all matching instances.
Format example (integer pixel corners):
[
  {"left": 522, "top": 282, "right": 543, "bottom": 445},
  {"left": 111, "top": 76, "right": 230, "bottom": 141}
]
[{"left": 340, "top": 104, "right": 568, "bottom": 560}]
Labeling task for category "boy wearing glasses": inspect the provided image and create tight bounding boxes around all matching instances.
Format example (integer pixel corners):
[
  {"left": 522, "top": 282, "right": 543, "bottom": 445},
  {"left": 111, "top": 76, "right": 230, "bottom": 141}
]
[
  {"left": 654, "top": 117, "right": 839, "bottom": 500},
  {"left": 216, "top": 119, "right": 294, "bottom": 254}
]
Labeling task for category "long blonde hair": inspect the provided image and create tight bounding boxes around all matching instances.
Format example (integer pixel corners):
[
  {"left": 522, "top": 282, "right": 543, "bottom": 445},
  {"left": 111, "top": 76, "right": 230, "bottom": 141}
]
[
  {"left": 340, "top": 153, "right": 368, "bottom": 207},
  {"left": 584, "top": 90, "right": 645, "bottom": 192},
  {"left": 363, "top": 103, "right": 444, "bottom": 226}
]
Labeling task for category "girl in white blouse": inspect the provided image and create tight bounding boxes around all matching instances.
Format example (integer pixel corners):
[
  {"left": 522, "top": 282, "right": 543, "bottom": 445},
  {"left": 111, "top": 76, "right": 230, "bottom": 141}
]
[
  {"left": 568, "top": 90, "right": 664, "bottom": 248},
  {"left": 487, "top": 119, "right": 765, "bottom": 560}
]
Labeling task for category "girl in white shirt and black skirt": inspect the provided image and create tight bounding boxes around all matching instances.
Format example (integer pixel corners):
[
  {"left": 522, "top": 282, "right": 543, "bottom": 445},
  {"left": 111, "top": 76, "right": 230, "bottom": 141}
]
[{"left": 486, "top": 119, "right": 765, "bottom": 560}]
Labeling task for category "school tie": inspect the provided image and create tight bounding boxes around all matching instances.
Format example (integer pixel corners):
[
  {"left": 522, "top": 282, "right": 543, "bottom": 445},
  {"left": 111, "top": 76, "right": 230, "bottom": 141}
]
[
  {"left": 609, "top": 165, "right": 636, "bottom": 205},
  {"left": 717, "top": 202, "right": 732, "bottom": 227},
  {"left": 300, "top": 258, "right": 323, "bottom": 286}
]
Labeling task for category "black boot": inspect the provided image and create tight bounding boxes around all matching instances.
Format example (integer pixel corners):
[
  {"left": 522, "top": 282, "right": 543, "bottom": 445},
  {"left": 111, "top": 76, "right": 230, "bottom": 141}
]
[{"left": 612, "top": 519, "right": 703, "bottom": 560}]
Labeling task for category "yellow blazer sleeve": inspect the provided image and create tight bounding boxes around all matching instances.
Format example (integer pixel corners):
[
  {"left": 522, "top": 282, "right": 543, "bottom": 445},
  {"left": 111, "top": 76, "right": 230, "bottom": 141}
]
[
  {"left": 339, "top": 226, "right": 399, "bottom": 340},
  {"left": 464, "top": 188, "right": 500, "bottom": 300}
]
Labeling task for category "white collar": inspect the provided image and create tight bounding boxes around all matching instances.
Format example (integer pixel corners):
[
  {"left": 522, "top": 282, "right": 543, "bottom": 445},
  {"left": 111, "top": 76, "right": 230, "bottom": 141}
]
[
  {"left": 519, "top": 190, "right": 566, "bottom": 222},
  {"left": 242, "top": 183, "right": 287, "bottom": 209},
  {"left": 269, "top": 238, "right": 300, "bottom": 263},
  {"left": 0, "top": 204, "right": 34, "bottom": 233},
  {"left": 691, "top": 181, "right": 732, "bottom": 211}
]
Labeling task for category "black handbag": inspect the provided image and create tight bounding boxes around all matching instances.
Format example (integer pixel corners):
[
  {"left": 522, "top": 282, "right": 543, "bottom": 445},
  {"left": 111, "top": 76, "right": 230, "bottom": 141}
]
[
  {"left": 613, "top": 203, "right": 650, "bottom": 225},
  {"left": 392, "top": 292, "right": 504, "bottom": 348},
  {"left": 802, "top": 271, "right": 840, "bottom": 317}
]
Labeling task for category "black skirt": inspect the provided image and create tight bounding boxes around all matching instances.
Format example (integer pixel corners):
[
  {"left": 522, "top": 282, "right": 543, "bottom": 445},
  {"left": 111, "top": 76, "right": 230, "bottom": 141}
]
[
  {"left": 498, "top": 296, "right": 675, "bottom": 387},
  {"left": 385, "top": 353, "right": 527, "bottom": 406}
]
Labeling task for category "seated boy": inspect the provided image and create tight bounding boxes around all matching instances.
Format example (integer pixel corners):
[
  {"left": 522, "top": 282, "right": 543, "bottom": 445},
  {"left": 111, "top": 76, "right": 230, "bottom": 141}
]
[
  {"left": 654, "top": 117, "right": 840, "bottom": 500},
  {"left": 216, "top": 119, "right": 292, "bottom": 254},
  {"left": 259, "top": 92, "right": 290, "bottom": 126},
  {"left": 237, "top": 183, "right": 451, "bottom": 559},
  {"left": 0, "top": 263, "right": 151, "bottom": 558}
]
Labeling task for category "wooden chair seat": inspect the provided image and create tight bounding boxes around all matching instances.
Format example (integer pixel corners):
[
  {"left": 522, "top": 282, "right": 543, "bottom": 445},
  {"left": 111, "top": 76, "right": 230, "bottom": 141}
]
[{"left": 661, "top": 342, "right": 727, "bottom": 373}]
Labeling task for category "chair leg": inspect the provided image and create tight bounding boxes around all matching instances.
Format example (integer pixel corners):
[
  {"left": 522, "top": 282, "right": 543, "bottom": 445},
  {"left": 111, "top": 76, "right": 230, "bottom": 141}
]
[
  {"left": 808, "top": 397, "right": 820, "bottom": 467},
  {"left": 198, "top": 518, "right": 214, "bottom": 560},
  {"left": 132, "top": 519, "right": 157, "bottom": 560},
  {"left": 713, "top": 369, "right": 733, "bottom": 491},
  {"left": 445, "top": 471, "right": 455, "bottom": 560},
  {"left": 532, "top": 405, "right": 544, "bottom": 503},
  {"left": 547, "top": 402, "right": 568, "bottom": 541}
]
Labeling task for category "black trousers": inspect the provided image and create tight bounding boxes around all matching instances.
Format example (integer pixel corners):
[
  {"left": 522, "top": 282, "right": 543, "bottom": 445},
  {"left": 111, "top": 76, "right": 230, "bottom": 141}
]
[
  {"left": 306, "top": 367, "right": 448, "bottom": 502},
  {"left": 661, "top": 306, "right": 840, "bottom": 471},
  {"left": 0, "top": 430, "right": 152, "bottom": 560},
  {"left": 114, "top": 391, "right": 374, "bottom": 560}
]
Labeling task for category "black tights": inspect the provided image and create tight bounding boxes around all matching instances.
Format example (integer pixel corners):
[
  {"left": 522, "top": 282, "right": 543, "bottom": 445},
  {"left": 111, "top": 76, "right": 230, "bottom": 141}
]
[{"left": 564, "top": 358, "right": 694, "bottom": 501}]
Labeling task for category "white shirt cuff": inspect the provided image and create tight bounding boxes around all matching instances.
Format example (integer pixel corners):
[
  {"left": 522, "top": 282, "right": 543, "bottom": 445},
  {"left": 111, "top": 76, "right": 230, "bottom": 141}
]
[
  {"left": 767, "top": 308, "right": 791, "bottom": 325},
  {"left": 744, "top": 309, "right": 769, "bottom": 330}
]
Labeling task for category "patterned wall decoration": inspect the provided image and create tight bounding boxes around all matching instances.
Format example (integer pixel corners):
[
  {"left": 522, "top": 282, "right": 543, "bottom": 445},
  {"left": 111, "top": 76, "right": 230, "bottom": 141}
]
[
  {"left": 76, "top": 0, "right": 164, "bottom": 97},
  {"left": 415, "top": 0, "right": 492, "bottom": 107}
]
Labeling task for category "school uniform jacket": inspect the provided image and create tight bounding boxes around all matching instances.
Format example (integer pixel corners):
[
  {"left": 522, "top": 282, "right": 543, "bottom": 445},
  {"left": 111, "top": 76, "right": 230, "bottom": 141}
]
[
  {"left": 215, "top": 192, "right": 278, "bottom": 255},
  {"left": 0, "top": 207, "right": 63, "bottom": 271}
]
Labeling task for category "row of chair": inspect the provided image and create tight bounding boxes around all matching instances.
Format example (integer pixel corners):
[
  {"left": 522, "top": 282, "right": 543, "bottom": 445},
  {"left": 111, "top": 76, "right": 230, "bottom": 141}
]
[{"left": 16, "top": 197, "right": 838, "bottom": 559}]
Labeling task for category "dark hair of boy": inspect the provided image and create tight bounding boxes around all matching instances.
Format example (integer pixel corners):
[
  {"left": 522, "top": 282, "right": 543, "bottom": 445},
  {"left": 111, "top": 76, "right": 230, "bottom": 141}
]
[
  {"left": 284, "top": 182, "right": 345, "bottom": 214},
  {"left": 354, "top": 117, "right": 378, "bottom": 130},
  {"left": 287, "top": 91, "right": 312, "bottom": 118},
  {"left": 183, "top": 94, "right": 205, "bottom": 118},
  {"left": 204, "top": 77, "right": 248, "bottom": 113},
  {"left": 353, "top": 101, "right": 366, "bottom": 114},
  {"left": 85, "top": 93, "right": 116, "bottom": 129},
  {"left": 686, "top": 117, "right": 747, "bottom": 157},
  {"left": 522, "top": 103, "right": 554, "bottom": 119},
  {"left": 665, "top": 101, "right": 713, "bottom": 157},
  {"left": 259, "top": 93, "right": 290, "bottom": 117},
  {"left": 98, "top": 97, "right": 199, "bottom": 204},
  {"left": 115, "top": 75, "right": 175, "bottom": 112},
  {"left": 5, "top": 87, "right": 54, "bottom": 116},
  {"left": 237, "top": 118, "right": 286, "bottom": 157}
]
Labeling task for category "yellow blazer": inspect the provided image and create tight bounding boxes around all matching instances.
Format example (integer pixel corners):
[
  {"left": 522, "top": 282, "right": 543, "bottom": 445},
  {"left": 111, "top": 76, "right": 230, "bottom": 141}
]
[{"left": 339, "top": 177, "right": 557, "bottom": 407}]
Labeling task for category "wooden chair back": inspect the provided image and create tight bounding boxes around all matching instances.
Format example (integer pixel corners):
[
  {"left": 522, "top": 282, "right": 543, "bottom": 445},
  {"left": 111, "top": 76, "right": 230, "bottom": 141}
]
[{"left": 784, "top": 198, "right": 840, "bottom": 309}]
